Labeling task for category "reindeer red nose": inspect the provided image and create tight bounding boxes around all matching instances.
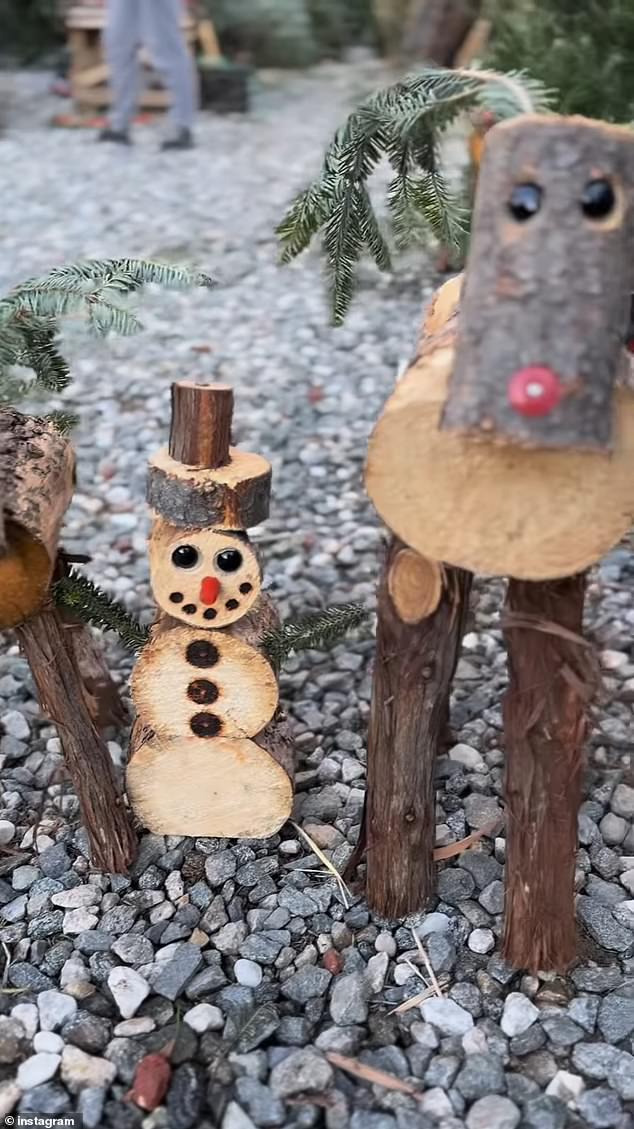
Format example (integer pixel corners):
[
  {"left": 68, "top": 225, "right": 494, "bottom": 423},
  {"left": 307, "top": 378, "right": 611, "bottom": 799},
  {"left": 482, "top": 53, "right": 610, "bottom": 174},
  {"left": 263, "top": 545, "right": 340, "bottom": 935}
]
[
  {"left": 200, "top": 577, "right": 220, "bottom": 605},
  {"left": 507, "top": 366, "right": 563, "bottom": 417}
]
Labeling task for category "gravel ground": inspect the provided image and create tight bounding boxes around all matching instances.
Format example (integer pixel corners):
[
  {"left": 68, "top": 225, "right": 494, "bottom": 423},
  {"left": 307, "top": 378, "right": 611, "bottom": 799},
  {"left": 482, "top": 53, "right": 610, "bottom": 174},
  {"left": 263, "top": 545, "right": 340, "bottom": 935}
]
[{"left": 1, "top": 60, "right": 634, "bottom": 1129}]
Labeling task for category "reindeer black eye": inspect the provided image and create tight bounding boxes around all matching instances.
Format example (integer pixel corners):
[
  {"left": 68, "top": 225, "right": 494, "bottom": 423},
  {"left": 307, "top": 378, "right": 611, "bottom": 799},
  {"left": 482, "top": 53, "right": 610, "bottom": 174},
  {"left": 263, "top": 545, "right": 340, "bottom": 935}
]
[
  {"left": 581, "top": 178, "right": 615, "bottom": 219},
  {"left": 215, "top": 549, "right": 243, "bottom": 573},
  {"left": 172, "top": 545, "right": 199, "bottom": 569},
  {"left": 508, "top": 183, "right": 542, "bottom": 221}
]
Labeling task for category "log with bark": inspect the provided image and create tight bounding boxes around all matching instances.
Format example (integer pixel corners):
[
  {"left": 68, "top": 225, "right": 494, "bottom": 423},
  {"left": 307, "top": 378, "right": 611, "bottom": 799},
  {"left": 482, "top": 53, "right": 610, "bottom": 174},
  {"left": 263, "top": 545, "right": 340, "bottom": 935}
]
[
  {"left": 401, "top": 0, "right": 482, "bottom": 64},
  {"left": 502, "top": 574, "right": 594, "bottom": 971},
  {"left": 359, "top": 537, "right": 471, "bottom": 918},
  {"left": 127, "top": 381, "right": 294, "bottom": 839}
]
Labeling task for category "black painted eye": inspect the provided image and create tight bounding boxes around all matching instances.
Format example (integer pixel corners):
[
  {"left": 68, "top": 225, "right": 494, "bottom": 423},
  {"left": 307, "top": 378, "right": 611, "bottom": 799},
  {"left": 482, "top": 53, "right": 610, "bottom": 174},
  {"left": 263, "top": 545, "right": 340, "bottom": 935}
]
[
  {"left": 215, "top": 549, "right": 243, "bottom": 573},
  {"left": 581, "top": 178, "right": 615, "bottom": 219},
  {"left": 171, "top": 545, "right": 199, "bottom": 569},
  {"left": 508, "top": 183, "right": 542, "bottom": 221}
]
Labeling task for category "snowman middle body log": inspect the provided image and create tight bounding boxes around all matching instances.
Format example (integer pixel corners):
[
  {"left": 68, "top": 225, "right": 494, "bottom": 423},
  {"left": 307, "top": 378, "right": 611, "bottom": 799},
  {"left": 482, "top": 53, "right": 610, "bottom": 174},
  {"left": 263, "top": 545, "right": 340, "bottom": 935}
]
[{"left": 126, "top": 383, "right": 293, "bottom": 839}]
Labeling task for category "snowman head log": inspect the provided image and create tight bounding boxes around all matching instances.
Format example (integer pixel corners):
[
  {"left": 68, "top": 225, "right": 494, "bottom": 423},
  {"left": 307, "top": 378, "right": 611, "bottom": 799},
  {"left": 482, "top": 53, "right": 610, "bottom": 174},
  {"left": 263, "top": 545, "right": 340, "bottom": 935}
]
[
  {"left": 147, "top": 382, "right": 271, "bottom": 529},
  {"left": 442, "top": 114, "right": 634, "bottom": 451}
]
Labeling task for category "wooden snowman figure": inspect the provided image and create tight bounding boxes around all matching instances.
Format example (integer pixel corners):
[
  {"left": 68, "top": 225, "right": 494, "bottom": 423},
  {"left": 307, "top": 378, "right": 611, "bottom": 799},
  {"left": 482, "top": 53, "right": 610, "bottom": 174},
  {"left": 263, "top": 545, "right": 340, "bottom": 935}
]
[{"left": 127, "top": 382, "right": 293, "bottom": 839}]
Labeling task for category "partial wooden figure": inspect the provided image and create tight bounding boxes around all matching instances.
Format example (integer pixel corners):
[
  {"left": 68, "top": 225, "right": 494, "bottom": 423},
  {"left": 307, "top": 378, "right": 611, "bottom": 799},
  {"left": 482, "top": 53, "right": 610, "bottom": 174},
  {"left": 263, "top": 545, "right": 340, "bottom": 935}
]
[
  {"left": 363, "top": 115, "right": 634, "bottom": 971},
  {"left": 127, "top": 382, "right": 294, "bottom": 839},
  {"left": 0, "top": 406, "right": 135, "bottom": 872}
]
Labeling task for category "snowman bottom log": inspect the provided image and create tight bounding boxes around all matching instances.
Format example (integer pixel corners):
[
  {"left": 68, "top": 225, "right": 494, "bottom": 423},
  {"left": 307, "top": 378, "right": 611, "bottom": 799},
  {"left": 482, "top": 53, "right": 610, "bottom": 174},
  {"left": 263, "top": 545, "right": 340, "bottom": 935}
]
[{"left": 126, "top": 594, "right": 294, "bottom": 838}]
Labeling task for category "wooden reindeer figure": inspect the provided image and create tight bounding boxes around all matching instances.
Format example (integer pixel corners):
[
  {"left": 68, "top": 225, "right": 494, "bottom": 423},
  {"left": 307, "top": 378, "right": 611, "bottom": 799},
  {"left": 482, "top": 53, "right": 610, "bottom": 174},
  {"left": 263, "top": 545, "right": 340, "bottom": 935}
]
[
  {"left": 363, "top": 114, "right": 634, "bottom": 971},
  {"left": 127, "top": 382, "right": 294, "bottom": 839}
]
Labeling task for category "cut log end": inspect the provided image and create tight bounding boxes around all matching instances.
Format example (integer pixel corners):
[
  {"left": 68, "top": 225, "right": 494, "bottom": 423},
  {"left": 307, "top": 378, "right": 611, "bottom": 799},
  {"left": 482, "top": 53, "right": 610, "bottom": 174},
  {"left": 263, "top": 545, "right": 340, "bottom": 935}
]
[
  {"left": 387, "top": 547, "right": 443, "bottom": 623},
  {"left": 0, "top": 521, "right": 52, "bottom": 629},
  {"left": 126, "top": 732, "right": 292, "bottom": 838}
]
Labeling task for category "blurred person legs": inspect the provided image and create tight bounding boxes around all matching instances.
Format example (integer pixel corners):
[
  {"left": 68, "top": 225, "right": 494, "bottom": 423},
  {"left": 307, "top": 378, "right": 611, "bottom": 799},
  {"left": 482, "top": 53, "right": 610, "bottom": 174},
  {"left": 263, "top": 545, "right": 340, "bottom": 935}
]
[
  {"left": 100, "top": 0, "right": 141, "bottom": 143},
  {"left": 100, "top": 0, "right": 197, "bottom": 149},
  {"left": 141, "top": 0, "right": 198, "bottom": 149}
]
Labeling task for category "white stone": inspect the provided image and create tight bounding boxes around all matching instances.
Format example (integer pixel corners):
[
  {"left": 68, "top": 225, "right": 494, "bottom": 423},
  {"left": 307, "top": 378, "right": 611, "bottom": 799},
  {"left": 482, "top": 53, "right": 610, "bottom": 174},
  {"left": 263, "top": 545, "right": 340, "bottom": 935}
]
[
  {"left": 612, "top": 784, "right": 634, "bottom": 819},
  {"left": 501, "top": 992, "right": 539, "bottom": 1037},
  {"left": 467, "top": 1095, "right": 521, "bottom": 1129},
  {"left": 421, "top": 998, "right": 474, "bottom": 1036},
  {"left": 107, "top": 966, "right": 150, "bottom": 1018},
  {"left": 51, "top": 885, "right": 100, "bottom": 908},
  {"left": 374, "top": 932, "right": 397, "bottom": 957},
  {"left": 17, "top": 1052, "right": 61, "bottom": 1088},
  {"left": 183, "top": 1003, "right": 224, "bottom": 1033},
  {"left": 546, "top": 1070, "right": 585, "bottom": 1104},
  {"left": 63, "top": 907, "right": 99, "bottom": 934},
  {"left": 0, "top": 820, "right": 15, "bottom": 845},
  {"left": 20, "top": 829, "right": 54, "bottom": 851},
  {"left": 165, "top": 870, "right": 185, "bottom": 901},
  {"left": 394, "top": 964, "right": 417, "bottom": 986},
  {"left": 33, "top": 1031, "right": 64, "bottom": 1054},
  {"left": 114, "top": 1017, "right": 156, "bottom": 1037},
  {"left": 468, "top": 928, "right": 495, "bottom": 955},
  {"left": 234, "top": 959, "right": 263, "bottom": 987},
  {"left": 620, "top": 869, "right": 634, "bottom": 896},
  {"left": 449, "top": 742, "right": 484, "bottom": 770},
  {"left": 0, "top": 1080, "right": 21, "bottom": 1118},
  {"left": 365, "top": 952, "right": 389, "bottom": 993},
  {"left": 1, "top": 710, "right": 30, "bottom": 740},
  {"left": 462, "top": 1027, "right": 489, "bottom": 1055},
  {"left": 416, "top": 912, "right": 451, "bottom": 938},
  {"left": 420, "top": 1087, "right": 454, "bottom": 1119},
  {"left": 37, "top": 989, "right": 77, "bottom": 1032},
  {"left": 61, "top": 1045, "right": 116, "bottom": 1093},
  {"left": 222, "top": 1102, "right": 257, "bottom": 1129},
  {"left": 11, "top": 1002, "right": 38, "bottom": 1039},
  {"left": 600, "top": 649, "right": 628, "bottom": 671}
]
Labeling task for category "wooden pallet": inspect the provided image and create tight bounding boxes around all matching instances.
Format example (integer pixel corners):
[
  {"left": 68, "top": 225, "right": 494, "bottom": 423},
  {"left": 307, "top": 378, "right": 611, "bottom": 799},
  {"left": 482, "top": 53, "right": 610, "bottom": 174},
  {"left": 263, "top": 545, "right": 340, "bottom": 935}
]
[{"left": 66, "top": 5, "right": 215, "bottom": 115}]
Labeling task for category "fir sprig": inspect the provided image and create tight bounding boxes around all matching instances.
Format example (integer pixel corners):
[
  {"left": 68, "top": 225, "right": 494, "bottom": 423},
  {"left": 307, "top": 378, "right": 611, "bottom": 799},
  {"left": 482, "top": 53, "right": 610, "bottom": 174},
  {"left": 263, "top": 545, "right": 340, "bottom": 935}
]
[
  {"left": 262, "top": 603, "right": 370, "bottom": 670},
  {"left": 0, "top": 258, "right": 215, "bottom": 412},
  {"left": 277, "top": 65, "right": 554, "bottom": 323},
  {"left": 54, "top": 571, "right": 150, "bottom": 651}
]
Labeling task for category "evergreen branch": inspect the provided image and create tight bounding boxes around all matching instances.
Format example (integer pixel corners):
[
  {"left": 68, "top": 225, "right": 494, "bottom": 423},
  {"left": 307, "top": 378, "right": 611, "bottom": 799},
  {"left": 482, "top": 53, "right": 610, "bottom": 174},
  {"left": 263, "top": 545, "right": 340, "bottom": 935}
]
[
  {"left": 54, "top": 570, "right": 149, "bottom": 650},
  {"left": 46, "top": 410, "right": 80, "bottom": 435},
  {"left": 277, "top": 64, "right": 552, "bottom": 322},
  {"left": 262, "top": 602, "right": 370, "bottom": 670}
]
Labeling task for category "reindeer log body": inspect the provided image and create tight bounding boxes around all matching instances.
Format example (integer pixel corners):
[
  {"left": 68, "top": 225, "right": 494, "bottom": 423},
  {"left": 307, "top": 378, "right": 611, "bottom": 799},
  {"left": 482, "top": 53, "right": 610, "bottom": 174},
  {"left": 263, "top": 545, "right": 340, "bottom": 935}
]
[
  {"left": 363, "top": 115, "right": 634, "bottom": 971},
  {"left": 126, "top": 383, "right": 293, "bottom": 839}
]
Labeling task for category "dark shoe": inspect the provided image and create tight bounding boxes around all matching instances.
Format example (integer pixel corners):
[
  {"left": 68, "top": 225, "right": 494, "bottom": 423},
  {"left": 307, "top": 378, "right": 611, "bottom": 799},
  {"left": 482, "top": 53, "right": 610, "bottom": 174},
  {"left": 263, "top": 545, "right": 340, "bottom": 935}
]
[
  {"left": 161, "top": 127, "right": 194, "bottom": 151},
  {"left": 98, "top": 127, "right": 131, "bottom": 145}
]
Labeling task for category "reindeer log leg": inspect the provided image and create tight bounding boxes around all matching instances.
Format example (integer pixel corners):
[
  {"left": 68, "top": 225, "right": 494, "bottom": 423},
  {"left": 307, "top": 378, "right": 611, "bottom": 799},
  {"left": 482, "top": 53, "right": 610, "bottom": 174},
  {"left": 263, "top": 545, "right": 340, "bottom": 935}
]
[
  {"left": 363, "top": 536, "right": 472, "bottom": 918},
  {"left": 17, "top": 607, "right": 137, "bottom": 872},
  {"left": 502, "top": 574, "right": 592, "bottom": 971}
]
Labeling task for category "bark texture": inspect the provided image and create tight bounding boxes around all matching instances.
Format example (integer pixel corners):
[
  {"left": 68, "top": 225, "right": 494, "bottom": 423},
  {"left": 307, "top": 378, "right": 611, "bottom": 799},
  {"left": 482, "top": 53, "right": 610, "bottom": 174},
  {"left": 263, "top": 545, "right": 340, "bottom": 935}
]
[
  {"left": 402, "top": 0, "right": 481, "bottom": 63},
  {"left": 147, "top": 448, "right": 271, "bottom": 529},
  {"left": 443, "top": 115, "right": 634, "bottom": 449},
  {"left": 502, "top": 573, "right": 593, "bottom": 971},
  {"left": 17, "top": 607, "right": 136, "bottom": 873},
  {"left": 363, "top": 537, "right": 472, "bottom": 918},
  {"left": 169, "top": 382, "right": 233, "bottom": 469}
]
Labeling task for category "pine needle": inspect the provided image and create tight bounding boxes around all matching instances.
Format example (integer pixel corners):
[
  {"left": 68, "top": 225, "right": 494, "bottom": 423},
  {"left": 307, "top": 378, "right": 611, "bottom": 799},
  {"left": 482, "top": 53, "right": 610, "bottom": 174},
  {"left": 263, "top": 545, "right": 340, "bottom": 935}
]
[
  {"left": 411, "top": 929, "right": 443, "bottom": 998},
  {"left": 433, "top": 817, "right": 503, "bottom": 860},
  {"left": 291, "top": 820, "right": 352, "bottom": 908},
  {"left": 261, "top": 603, "right": 369, "bottom": 670},
  {"left": 54, "top": 570, "right": 149, "bottom": 650},
  {"left": 326, "top": 1052, "right": 424, "bottom": 1099},
  {"left": 388, "top": 983, "right": 440, "bottom": 1015}
]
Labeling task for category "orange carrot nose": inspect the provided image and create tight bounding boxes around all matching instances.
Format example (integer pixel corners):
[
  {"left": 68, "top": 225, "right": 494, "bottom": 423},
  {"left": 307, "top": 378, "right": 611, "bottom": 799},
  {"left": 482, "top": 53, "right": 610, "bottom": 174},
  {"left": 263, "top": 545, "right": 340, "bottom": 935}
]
[{"left": 200, "top": 577, "right": 220, "bottom": 605}]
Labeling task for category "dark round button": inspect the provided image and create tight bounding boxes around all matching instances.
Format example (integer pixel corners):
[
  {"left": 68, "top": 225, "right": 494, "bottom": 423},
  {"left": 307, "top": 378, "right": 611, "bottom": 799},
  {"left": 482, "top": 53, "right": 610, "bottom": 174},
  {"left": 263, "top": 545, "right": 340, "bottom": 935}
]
[
  {"left": 190, "top": 712, "right": 222, "bottom": 738},
  {"left": 187, "top": 679, "right": 219, "bottom": 705},
  {"left": 216, "top": 549, "right": 243, "bottom": 572},
  {"left": 203, "top": 608, "right": 217, "bottom": 621},
  {"left": 185, "top": 640, "right": 219, "bottom": 668},
  {"left": 239, "top": 582, "right": 253, "bottom": 595},
  {"left": 172, "top": 545, "right": 199, "bottom": 569},
  {"left": 581, "top": 178, "right": 615, "bottom": 219},
  {"left": 169, "top": 592, "right": 183, "bottom": 603},
  {"left": 225, "top": 598, "right": 239, "bottom": 610},
  {"left": 508, "top": 183, "right": 542, "bottom": 221},
  {"left": 182, "top": 604, "right": 197, "bottom": 615}
]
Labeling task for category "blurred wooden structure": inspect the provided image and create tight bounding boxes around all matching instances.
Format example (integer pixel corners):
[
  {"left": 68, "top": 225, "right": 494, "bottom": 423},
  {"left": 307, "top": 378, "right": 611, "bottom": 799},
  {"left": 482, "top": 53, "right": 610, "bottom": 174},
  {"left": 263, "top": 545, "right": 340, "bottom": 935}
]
[{"left": 65, "top": 4, "right": 204, "bottom": 114}]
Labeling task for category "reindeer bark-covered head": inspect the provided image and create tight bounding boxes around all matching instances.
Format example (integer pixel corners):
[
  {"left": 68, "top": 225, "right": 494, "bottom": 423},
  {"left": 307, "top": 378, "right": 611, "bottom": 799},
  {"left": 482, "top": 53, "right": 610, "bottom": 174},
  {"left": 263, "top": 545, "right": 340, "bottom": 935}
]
[{"left": 366, "top": 115, "right": 634, "bottom": 580}]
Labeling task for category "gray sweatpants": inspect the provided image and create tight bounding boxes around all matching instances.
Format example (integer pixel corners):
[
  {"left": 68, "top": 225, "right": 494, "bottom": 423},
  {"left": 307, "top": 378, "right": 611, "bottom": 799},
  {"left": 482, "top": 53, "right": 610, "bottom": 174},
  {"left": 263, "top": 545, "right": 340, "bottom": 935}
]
[{"left": 104, "top": 0, "right": 197, "bottom": 132}]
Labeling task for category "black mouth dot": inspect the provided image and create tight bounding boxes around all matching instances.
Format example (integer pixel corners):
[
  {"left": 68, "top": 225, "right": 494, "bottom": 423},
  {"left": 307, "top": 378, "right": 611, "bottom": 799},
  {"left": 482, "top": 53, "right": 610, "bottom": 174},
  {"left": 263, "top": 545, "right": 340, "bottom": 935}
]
[
  {"left": 170, "top": 592, "right": 184, "bottom": 603},
  {"left": 239, "top": 583, "right": 253, "bottom": 595},
  {"left": 190, "top": 712, "right": 222, "bottom": 738},
  {"left": 203, "top": 608, "right": 217, "bottom": 621},
  {"left": 186, "top": 640, "right": 219, "bottom": 668},
  {"left": 182, "top": 603, "right": 197, "bottom": 615},
  {"left": 188, "top": 679, "right": 219, "bottom": 705},
  {"left": 225, "top": 599, "right": 239, "bottom": 610}
]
